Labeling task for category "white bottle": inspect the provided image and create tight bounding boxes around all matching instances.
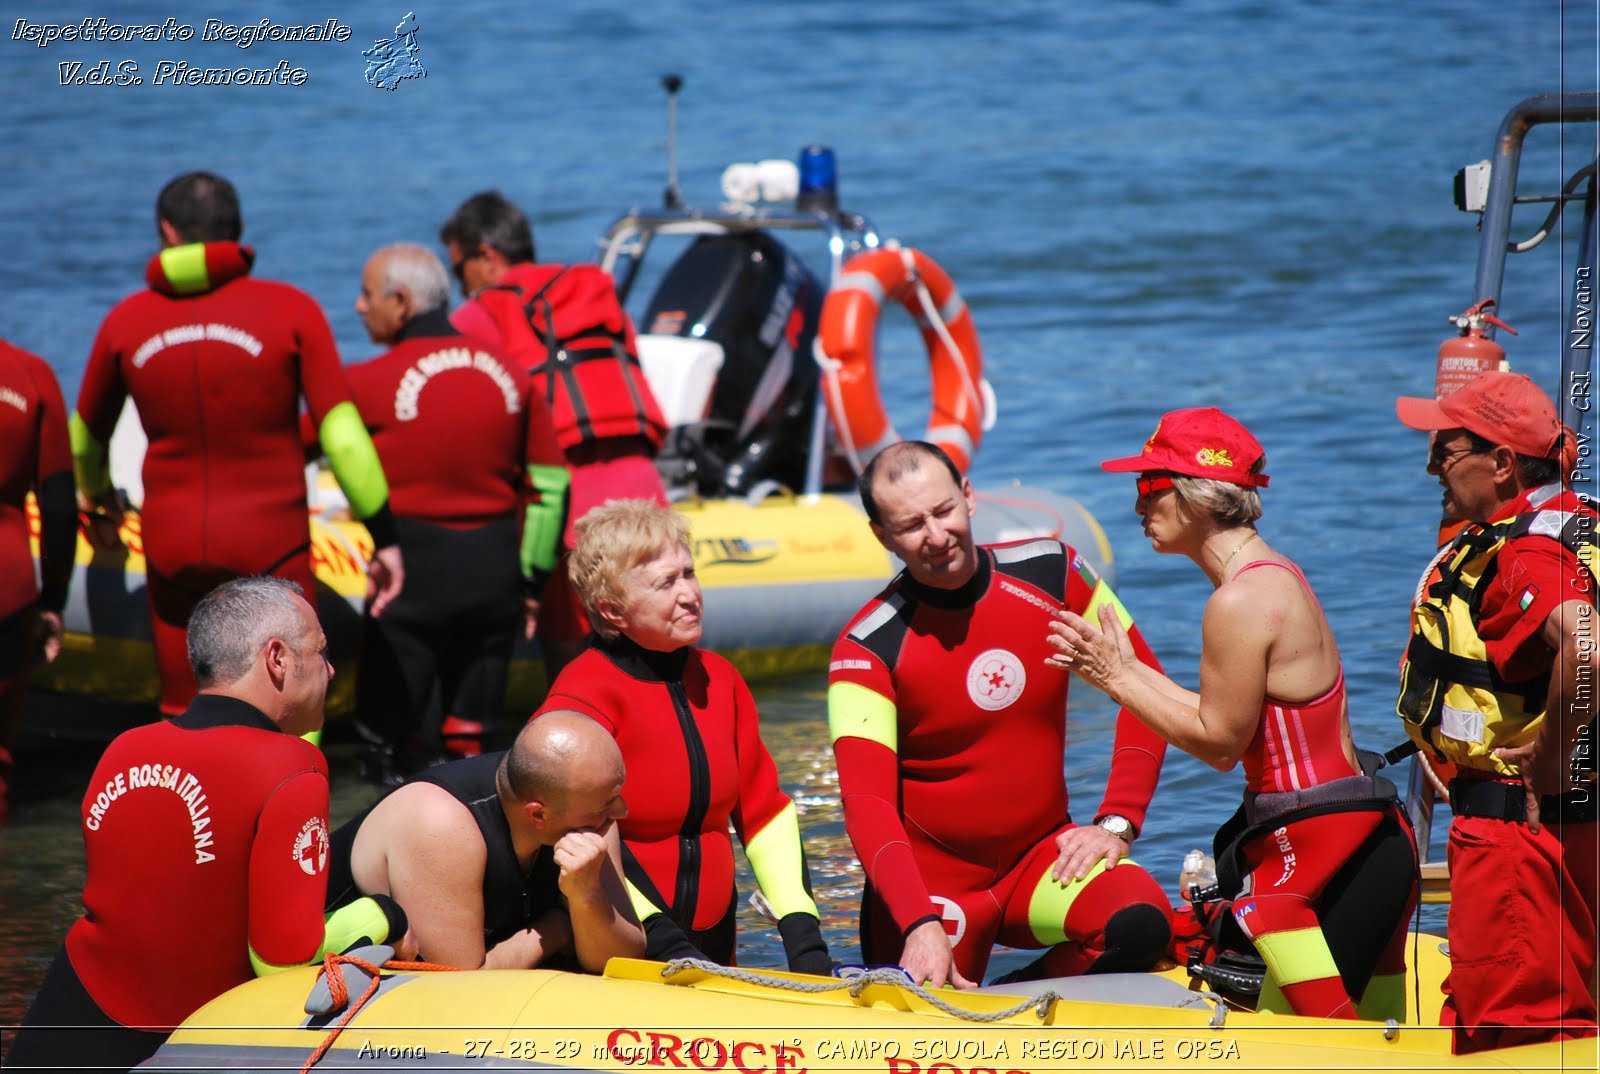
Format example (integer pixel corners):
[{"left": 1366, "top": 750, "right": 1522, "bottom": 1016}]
[{"left": 1177, "top": 849, "right": 1218, "bottom": 902}]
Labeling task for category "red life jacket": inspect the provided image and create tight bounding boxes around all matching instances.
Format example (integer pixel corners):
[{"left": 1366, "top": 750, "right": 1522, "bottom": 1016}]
[{"left": 473, "top": 263, "right": 667, "bottom": 452}]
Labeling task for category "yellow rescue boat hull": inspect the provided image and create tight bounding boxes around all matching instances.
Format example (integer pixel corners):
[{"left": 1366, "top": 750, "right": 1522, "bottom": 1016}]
[{"left": 145, "top": 954, "right": 1589, "bottom": 1074}]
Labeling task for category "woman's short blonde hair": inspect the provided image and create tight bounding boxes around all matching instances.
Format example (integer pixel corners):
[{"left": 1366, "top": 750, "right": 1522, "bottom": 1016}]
[
  {"left": 1170, "top": 462, "right": 1265, "bottom": 526},
  {"left": 569, "top": 499, "right": 691, "bottom": 637}
]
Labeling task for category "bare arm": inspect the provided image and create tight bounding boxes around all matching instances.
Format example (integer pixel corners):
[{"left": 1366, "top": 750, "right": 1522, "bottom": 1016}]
[
  {"left": 1051, "top": 584, "right": 1268, "bottom": 770},
  {"left": 363, "top": 786, "right": 557, "bottom": 969},
  {"left": 555, "top": 821, "right": 645, "bottom": 972}
]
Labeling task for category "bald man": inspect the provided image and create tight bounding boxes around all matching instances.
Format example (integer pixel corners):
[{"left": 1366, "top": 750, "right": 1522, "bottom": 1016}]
[
  {"left": 306, "top": 242, "right": 568, "bottom": 782},
  {"left": 323, "top": 710, "right": 643, "bottom": 970}
]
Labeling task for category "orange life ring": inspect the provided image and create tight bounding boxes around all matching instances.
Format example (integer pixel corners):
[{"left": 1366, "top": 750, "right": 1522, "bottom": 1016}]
[{"left": 818, "top": 246, "right": 986, "bottom": 472}]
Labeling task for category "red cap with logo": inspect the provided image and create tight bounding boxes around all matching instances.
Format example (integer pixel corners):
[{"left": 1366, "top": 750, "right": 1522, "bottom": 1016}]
[
  {"left": 1101, "top": 407, "right": 1271, "bottom": 488},
  {"left": 1394, "top": 371, "right": 1563, "bottom": 459}
]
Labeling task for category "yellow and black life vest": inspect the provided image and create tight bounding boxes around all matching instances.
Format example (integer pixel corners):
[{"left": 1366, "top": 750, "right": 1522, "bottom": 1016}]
[{"left": 1397, "top": 500, "right": 1599, "bottom": 776}]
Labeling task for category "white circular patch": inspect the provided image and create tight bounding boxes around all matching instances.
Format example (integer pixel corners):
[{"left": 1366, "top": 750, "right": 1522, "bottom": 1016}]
[
  {"left": 293, "top": 816, "right": 330, "bottom": 876},
  {"left": 966, "top": 648, "right": 1025, "bottom": 711},
  {"left": 930, "top": 895, "right": 967, "bottom": 948}
]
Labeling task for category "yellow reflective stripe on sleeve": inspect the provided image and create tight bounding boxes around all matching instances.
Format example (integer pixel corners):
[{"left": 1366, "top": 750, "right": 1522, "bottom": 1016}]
[
  {"left": 522, "top": 463, "right": 570, "bottom": 576},
  {"left": 316, "top": 896, "right": 393, "bottom": 961},
  {"left": 1083, "top": 579, "right": 1134, "bottom": 630},
  {"left": 159, "top": 243, "right": 211, "bottom": 294},
  {"left": 826, "top": 681, "right": 897, "bottom": 751},
  {"left": 248, "top": 943, "right": 297, "bottom": 977},
  {"left": 1251, "top": 925, "right": 1342, "bottom": 986},
  {"left": 1357, "top": 972, "right": 1407, "bottom": 1022},
  {"left": 625, "top": 878, "right": 666, "bottom": 923},
  {"left": 743, "top": 800, "right": 820, "bottom": 921},
  {"left": 1024, "top": 856, "right": 1142, "bottom": 945},
  {"left": 68, "top": 411, "right": 111, "bottom": 497},
  {"left": 318, "top": 401, "right": 390, "bottom": 519}
]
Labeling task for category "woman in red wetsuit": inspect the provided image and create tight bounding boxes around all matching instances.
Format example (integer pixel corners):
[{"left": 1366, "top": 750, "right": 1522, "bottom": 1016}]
[
  {"left": 1049, "top": 407, "right": 1417, "bottom": 1020},
  {"left": 535, "top": 500, "right": 831, "bottom": 975}
]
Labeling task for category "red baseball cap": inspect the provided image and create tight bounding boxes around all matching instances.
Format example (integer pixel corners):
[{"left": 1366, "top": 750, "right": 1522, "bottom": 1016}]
[
  {"left": 1101, "top": 407, "right": 1270, "bottom": 488},
  {"left": 1394, "top": 371, "right": 1562, "bottom": 459}
]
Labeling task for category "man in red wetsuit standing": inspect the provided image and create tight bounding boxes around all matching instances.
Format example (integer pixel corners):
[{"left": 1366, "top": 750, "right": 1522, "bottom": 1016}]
[
  {"left": 5, "top": 577, "right": 411, "bottom": 1073},
  {"left": 828, "top": 441, "right": 1172, "bottom": 988},
  {"left": 324, "top": 242, "right": 570, "bottom": 780},
  {"left": 441, "top": 191, "right": 668, "bottom": 676},
  {"left": 72, "top": 172, "right": 403, "bottom": 716},
  {"left": 0, "top": 338, "right": 76, "bottom": 823}
]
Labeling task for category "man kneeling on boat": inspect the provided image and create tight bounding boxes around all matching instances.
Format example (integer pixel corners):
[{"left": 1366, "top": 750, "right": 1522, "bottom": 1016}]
[
  {"left": 829, "top": 441, "right": 1172, "bottom": 989},
  {"left": 7, "top": 578, "right": 414, "bottom": 1074},
  {"left": 323, "top": 711, "right": 645, "bottom": 970}
]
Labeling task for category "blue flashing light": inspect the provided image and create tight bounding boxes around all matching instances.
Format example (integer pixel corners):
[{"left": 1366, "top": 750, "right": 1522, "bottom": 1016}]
[{"left": 796, "top": 144, "right": 838, "bottom": 212}]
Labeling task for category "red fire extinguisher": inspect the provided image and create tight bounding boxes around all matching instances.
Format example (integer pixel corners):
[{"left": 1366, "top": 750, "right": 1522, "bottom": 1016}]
[{"left": 1434, "top": 298, "right": 1516, "bottom": 399}]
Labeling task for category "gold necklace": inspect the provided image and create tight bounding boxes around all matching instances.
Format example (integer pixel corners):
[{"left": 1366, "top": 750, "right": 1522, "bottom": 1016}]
[{"left": 1219, "top": 531, "right": 1260, "bottom": 577}]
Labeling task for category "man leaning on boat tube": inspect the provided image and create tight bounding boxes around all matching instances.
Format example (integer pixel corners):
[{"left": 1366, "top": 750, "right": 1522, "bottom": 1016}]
[
  {"left": 5, "top": 578, "right": 414, "bottom": 1074},
  {"left": 828, "top": 441, "right": 1173, "bottom": 988},
  {"left": 1393, "top": 371, "right": 1598, "bottom": 1052}
]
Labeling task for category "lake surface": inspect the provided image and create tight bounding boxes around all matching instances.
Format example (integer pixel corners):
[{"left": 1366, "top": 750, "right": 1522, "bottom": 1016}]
[{"left": 2, "top": 0, "right": 1597, "bottom": 1034}]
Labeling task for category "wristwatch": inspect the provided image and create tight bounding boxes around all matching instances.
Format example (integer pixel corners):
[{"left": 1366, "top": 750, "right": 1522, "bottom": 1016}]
[{"left": 1096, "top": 814, "right": 1134, "bottom": 843}]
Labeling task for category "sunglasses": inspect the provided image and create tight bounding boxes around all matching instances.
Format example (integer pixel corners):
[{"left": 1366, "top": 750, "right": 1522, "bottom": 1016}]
[
  {"left": 1136, "top": 475, "right": 1175, "bottom": 497},
  {"left": 1428, "top": 441, "right": 1487, "bottom": 470}
]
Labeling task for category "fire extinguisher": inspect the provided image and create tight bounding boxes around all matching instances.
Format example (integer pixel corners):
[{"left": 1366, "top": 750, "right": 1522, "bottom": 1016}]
[{"left": 1434, "top": 298, "right": 1517, "bottom": 399}]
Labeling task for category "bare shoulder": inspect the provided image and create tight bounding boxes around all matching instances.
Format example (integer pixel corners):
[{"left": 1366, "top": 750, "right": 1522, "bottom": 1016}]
[{"left": 364, "top": 783, "right": 484, "bottom": 857}]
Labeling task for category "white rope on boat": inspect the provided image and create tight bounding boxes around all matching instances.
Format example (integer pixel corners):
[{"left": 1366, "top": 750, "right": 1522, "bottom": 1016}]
[
  {"left": 813, "top": 336, "right": 864, "bottom": 475},
  {"left": 657, "top": 959, "right": 1063, "bottom": 1023},
  {"left": 896, "top": 244, "right": 985, "bottom": 426}
]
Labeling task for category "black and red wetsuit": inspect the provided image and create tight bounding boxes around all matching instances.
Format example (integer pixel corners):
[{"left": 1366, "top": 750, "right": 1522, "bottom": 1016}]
[
  {"left": 454, "top": 263, "right": 668, "bottom": 644},
  {"left": 300, "top": 310, "right": 569, "bottom": 763},
  {"left": 0, "top": 338, "right": 75, "bottom": 821},
  {"left": 73, "top": 243, "right": 395, "bottom": 715},
  {"left": 8, "top": 694, "right": 331, "bottom": 1069},
  {"left": 828, "top": 539, "right": 1169, "bottom": 980},
  {"left": 536, "top": 633, "right": 829, "bottom": 974}
]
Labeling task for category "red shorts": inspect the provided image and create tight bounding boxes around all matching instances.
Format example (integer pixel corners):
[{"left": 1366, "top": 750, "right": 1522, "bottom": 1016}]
[{"left": 1442, "top": 812, "right": 1599, "bottom": 1053}]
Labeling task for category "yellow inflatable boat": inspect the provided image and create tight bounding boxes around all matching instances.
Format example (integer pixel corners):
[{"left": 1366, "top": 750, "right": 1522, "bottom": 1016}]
[{"left": 143, "top": 953, "right": 1590, "bottom": 1073}]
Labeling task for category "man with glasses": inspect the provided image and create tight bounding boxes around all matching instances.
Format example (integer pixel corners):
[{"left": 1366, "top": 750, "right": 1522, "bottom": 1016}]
[
  {"left": 311, "top": 243, "right": 568, "bottom": 782},
  {"left": 1395, "top": 370, "right": 1598, "bottom": 1052},
  {"left": 440, "top": 192, "right": 668, "bottom": 680}
]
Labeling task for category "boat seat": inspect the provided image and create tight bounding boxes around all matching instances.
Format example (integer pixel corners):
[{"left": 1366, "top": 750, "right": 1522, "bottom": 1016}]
[{"left": 974, "top": 971, "right": 1215, "bottom": 1010}]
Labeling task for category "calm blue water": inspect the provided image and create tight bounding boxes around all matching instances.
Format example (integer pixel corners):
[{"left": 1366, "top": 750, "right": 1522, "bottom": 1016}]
[{"left": 2, "top": 0, "right": 1596, "bottom": 1026}]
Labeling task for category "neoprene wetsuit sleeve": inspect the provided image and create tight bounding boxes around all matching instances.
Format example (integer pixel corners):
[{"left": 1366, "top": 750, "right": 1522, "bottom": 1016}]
[
  {"left": 316, "top": 401, "right": 398, "bottom": 548},
  {"left": 522, "top": 463, "right": 569, "bottom": 581},
  {"left": 1068, "top": 557, "right": 1168, "bottom": 832},
  {"left": 619, "top": 853, "right": 706, "bottom": 963},
  {"left": 68, "top": 411, "right": 112, "bottom": 503},
  {"left": 71, "top": 318, "right": 127, "bottom": 503},
  {"left": 520, "top": 382, "right": 569, "bottom": 581},
  {"left": 31, "top": 357, "right": 77, "bottom": 612},
  {"left": 827, "top": 679, "right": 940, "bottom": 934},
  {"left": 777, "top": 912, "right": 833, "bottom": 976},
  {"left": 246, "top": 767, "right": 331, "bottom": 975}
]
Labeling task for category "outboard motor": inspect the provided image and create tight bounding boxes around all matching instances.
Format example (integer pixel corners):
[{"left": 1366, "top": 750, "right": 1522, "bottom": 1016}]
[{"left": 641, "top": 232, "right": 823, "bottom": 497}]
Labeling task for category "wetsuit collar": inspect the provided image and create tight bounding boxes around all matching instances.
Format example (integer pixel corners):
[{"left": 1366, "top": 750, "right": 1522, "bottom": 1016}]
[
  {"left": 395, "top": 307, "right": 459, "bottom": 343},
  {"left": 172, "top": 692, "right": 281, "bottom": 733},
  {"left": 591, "top": 631, "right": 691, "bottom": 683},
  {"left": 899, "top": 547, "right": 992, "bottom": 610},
  {"left": 145, "top": 241, "right": 254, "bottom": 297}
]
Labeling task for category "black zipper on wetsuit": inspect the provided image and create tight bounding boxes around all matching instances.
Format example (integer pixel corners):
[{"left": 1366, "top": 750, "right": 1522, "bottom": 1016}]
[{"left": 668, "top": 680, "right": 711, "bottom": 932}]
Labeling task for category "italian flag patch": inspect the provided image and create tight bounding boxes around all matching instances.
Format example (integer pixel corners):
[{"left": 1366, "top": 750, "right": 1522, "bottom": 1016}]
[{"left": 1519, "top": 585, "right": 1539, "bottom": 611}]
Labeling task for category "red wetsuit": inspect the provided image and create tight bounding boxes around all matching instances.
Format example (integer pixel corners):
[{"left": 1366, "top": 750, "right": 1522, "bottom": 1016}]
[
  {"left": 828, "top": 539, "right": 1169, "bottom": 980},
  {"left": 536, "top": 633, "right": 829, "bottom": 973},
  {"left": 10, "top": 694, "right": 329, "bottom": 1067},
  {"left": 455, "top": 264, "right": 668, "bottom": 645},
  {"left": 1223, "top": 560, "right": 1415, "bottom": 1021},
  {"left": 74, "top": 243, "right": 394, "bottom": 714},
  {"left": 0, "top": 339, "right": 75, "bottom": 822},
  {"left": 1438, "top": 486, "right": 1599, "bottom": 1052},
  {"left": 300, "top": 311, "right": 569, "bottom": 762}
]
